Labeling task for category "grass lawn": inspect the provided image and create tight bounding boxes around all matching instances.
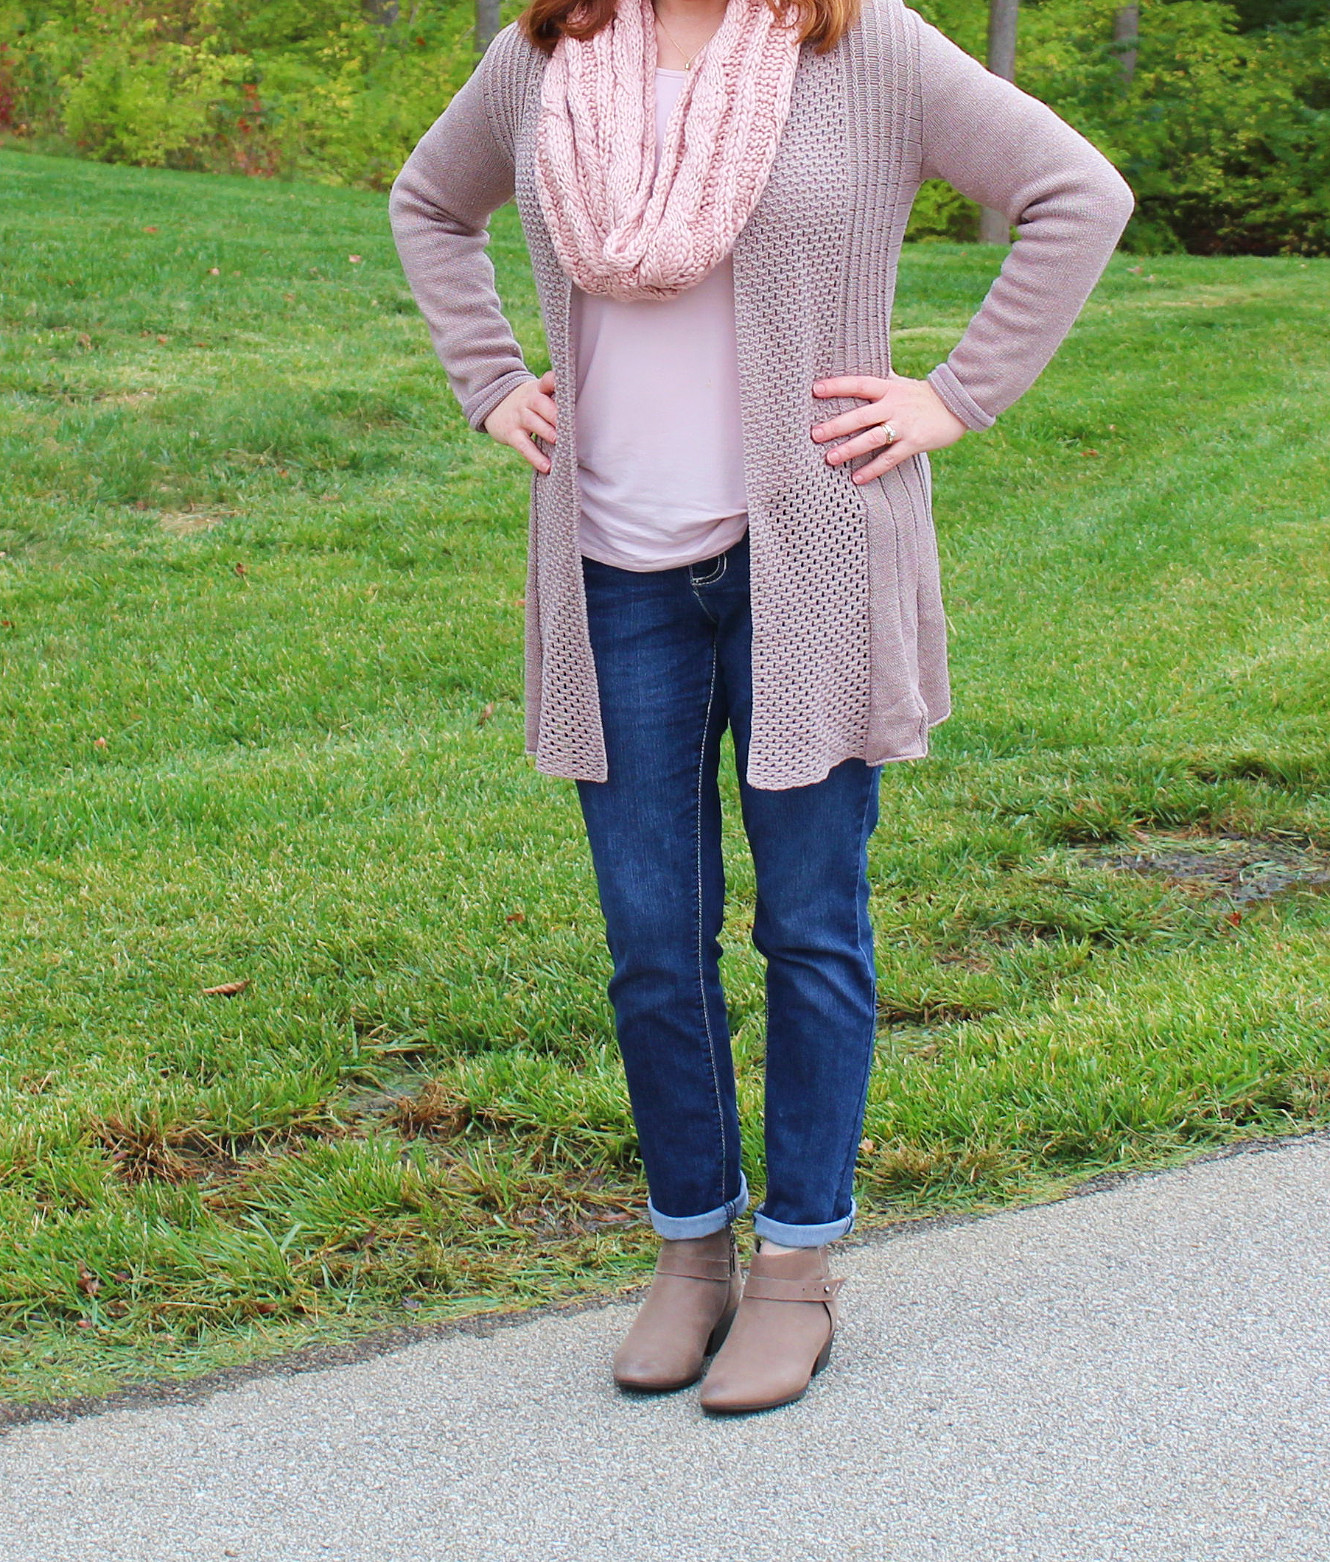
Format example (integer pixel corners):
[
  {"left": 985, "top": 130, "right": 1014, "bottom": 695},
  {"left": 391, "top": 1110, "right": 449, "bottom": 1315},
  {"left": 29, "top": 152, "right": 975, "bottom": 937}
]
[{"left": 1, "top": 149, "right": 1328, "bottom": 1407}]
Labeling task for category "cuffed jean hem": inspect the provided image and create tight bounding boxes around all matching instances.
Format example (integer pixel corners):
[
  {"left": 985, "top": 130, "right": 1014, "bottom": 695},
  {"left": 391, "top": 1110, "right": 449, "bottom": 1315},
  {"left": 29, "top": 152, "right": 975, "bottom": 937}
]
[
  {"left": 647, "top": 1176, "right": 750, "bottom": 1241},
  {"left": 752, "top": 1200, "right": 856, "bottom": 1249}
]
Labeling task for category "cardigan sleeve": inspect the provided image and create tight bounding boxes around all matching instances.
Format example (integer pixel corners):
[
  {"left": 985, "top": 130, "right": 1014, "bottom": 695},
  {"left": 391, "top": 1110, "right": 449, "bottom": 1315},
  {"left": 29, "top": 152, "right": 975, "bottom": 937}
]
[
  {"left": 907, "top": 10, "right": 1136, "bottom": 432},
  {"left": 388, "top": 33, "right": 537, "bottom": 433}
]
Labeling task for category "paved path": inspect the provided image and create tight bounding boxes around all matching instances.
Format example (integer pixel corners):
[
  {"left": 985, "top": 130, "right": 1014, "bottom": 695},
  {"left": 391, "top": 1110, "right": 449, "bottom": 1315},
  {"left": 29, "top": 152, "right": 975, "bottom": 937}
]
[{"left": 3, "top": 1137, "right": 1329, "bottom": 1562}]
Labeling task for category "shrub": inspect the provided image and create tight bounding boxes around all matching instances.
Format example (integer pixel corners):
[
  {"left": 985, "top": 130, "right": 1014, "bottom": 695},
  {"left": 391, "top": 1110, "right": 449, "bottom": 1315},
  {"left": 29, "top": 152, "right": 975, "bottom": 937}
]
[
  {"left": 906, "top": 0, "right": 1330, "bottom": 255},
  {"left": 1014, "top": 0, "right": 1330, "bottom": 257},
  {"left": 0, "top": 0, "right": 480, "bottom": 188},
  {"left": 1, "top": 0, "right": 1327, "bottom": 251}
]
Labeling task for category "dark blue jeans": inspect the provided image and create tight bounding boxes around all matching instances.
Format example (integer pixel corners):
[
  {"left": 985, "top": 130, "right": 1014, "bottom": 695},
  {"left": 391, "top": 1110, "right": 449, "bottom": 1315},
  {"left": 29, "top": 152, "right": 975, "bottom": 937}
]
[{"left": 576, "top": 534, "right": 881, "bottom": 1247}]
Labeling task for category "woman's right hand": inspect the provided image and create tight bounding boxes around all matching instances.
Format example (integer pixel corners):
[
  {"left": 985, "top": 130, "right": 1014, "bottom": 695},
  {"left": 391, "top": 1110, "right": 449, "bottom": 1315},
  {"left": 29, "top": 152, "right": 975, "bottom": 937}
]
[{"left": 483, "top": 370, "right": 558, "bottom": 474}]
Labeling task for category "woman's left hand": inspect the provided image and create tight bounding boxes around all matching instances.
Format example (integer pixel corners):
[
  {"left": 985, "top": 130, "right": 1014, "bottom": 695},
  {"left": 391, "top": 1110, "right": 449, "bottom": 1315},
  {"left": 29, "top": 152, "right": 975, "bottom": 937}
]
[{"left": 811, "top": 374, "right": 969, "bottom": 484}]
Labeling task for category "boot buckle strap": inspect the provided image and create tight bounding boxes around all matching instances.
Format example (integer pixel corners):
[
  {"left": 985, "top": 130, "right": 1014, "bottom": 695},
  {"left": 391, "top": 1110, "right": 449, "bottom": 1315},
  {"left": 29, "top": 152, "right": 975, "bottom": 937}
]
[
  {"left": 743, "top": 1274, "right": 845, "bottom": 1304},
  {"left": 656, "top": 1255, "right": 735, "bottom": 1282}
]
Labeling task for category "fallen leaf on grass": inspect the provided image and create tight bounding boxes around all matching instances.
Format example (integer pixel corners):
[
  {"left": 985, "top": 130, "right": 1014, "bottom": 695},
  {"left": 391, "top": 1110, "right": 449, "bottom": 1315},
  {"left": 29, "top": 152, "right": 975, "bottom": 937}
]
[
  {"left": 202, "top": 978, "right": 251, "bottom": 997},
  {"left": 505, "top": 911, "right": 526, "bottom": 924},
  {"left": 93, "top": 736, "right": 108, "bottom": 749},
  {"left": 349, "top": 254, "right": 364, "bottom": 264},
  {"left": 234, "top": 562, "right": 248, "bottom": 579},
  {"left": 143, "top": 225, "right": 159, "bottom": 233},
  {"left": 1080, "top": 448, "right": 1100, "bottom": 457},
  {"left": 208, "top": 267, "right": 221, "bottom": 276},
  {"left": 477, "top": 702, "right": 495, "bottom": 726},
  {"left": 402, "top": 1297, "right": 422, "bottom": 1311},
  {"left": 76, "top": 332, "right": 92, "bottom": 349},
  {"left": 156, "top": 334, "right": 169, "bottom": 344},
  {"left": 76, "top": 1260, "right": 100, "bottom": 1298}
]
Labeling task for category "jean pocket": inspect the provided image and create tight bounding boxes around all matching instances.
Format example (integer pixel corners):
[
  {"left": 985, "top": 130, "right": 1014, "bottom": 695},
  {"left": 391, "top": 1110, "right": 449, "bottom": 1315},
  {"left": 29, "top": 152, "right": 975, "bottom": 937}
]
[{"left": 688, "top": 553, "right": 728, "bottom": 587}]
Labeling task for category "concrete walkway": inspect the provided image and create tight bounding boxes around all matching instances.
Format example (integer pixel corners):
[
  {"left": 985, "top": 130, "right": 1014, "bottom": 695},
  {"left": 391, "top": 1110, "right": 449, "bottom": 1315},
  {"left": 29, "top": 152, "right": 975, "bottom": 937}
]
[{"left": 3, "top": 1137, "right": 1328, "bottom": 1562}]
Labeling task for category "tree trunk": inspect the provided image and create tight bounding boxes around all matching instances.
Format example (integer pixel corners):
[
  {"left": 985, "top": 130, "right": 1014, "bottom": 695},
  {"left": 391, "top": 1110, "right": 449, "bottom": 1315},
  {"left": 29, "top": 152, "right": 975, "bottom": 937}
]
[
  {"left": 363, "top": 0, "right": 400, "bottom": 26},
  {"left": 1114, "top": 4, "right": 1139, "bottom": 84},
  {"left": 979, "top": 0, "right": 1019, "bottom": 244},
  {"left": 476, "top": 0, "right": 502, "bottom": 54}
]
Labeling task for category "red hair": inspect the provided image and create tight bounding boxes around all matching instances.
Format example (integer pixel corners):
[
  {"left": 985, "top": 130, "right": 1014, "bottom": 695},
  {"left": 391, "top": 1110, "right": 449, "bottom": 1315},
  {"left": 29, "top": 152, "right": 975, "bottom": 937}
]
[{"left": 520, "top": 0, "right": 861, "bottom": 56}]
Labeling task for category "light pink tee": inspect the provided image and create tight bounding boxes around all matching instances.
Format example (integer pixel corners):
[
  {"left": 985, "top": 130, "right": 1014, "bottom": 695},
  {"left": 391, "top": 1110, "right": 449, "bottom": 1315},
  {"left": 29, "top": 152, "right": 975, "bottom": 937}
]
[{"left": 571, "top": 69, "right": 749, "bottom": 572}]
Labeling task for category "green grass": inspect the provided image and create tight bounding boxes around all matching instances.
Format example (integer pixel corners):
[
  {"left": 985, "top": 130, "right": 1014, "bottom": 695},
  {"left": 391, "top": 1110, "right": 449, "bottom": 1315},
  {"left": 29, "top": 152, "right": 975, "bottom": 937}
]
[{"left": 2, "top": 149, "right": 1328, "bottom": 1406}]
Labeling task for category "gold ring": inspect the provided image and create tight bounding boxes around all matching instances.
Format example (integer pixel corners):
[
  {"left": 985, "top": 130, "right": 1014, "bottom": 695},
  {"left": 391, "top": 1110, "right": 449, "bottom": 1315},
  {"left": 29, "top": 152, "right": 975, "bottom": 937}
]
[{"left": 878, "top": 422, "right": 899, "bottom": 446}]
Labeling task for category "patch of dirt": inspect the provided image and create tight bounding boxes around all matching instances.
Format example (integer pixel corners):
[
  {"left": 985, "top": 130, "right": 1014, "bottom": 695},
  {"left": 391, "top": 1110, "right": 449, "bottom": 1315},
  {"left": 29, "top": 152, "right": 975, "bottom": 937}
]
[
  {"left": 933, "top": 949, "right": 996, "bottom": 973},
  {"left": 504, "top": 1182, "right": 642, "bottom": 1240},
  {"left": 95, "top": 1118, "right": 239, "bottom": 1184},
  {"left": 96, "top": 389, "right": 157, "bottom": 407},
  {"left": 385, "top": 1080, "right": 470, "bottom": 1140},
  {"left": 91, "top": 1116, "right": 334, "bottom": 1187},
  {"left": 1188, "top": 753, "right": 1324, "bottom": 790},
  {"left": 878, "top": 998, "right": 998, "bottom": 1027},
  {"left": 158, "top": 510, "right": 229, "bottom": 536},
  {"left": 1085, "top": 832, "right": 1330, "bottom": 905}
]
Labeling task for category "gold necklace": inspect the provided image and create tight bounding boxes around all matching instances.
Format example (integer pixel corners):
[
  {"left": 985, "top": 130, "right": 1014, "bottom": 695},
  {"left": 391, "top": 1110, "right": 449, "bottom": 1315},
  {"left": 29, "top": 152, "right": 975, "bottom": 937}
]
[{"left": 653, "top": 6, "right": 712, "bottom": 70}]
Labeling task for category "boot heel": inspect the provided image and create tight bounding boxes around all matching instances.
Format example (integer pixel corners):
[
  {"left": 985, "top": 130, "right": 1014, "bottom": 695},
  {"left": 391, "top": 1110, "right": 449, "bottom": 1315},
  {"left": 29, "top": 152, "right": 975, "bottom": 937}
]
[
  {"left": 706, "top": 1305, "right": 737, "bottom": 1356},
  {"left": 699, "top": 1246, "right": 845, "bottom": 1414}
]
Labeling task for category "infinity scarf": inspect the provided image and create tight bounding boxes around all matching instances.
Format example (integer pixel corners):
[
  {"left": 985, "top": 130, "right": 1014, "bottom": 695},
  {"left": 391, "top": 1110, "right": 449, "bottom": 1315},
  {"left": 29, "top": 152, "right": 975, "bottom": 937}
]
[{"left": 534, "top": 0, "right": 802, "bottom": 300}]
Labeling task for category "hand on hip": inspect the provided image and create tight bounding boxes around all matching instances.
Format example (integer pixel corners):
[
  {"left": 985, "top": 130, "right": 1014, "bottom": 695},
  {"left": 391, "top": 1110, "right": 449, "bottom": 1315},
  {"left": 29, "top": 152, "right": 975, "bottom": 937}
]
[
  {"left": 811, "top": 374, "right": 967, "bottom": 484},
  {"left": 484, "top": 369, "right": 558, "bottom": 474}
]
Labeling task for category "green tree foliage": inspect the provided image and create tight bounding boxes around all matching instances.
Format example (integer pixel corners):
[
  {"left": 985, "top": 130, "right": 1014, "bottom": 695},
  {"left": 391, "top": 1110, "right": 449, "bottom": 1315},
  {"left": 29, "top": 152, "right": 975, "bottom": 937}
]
[
  {"left": 0, "top": 0, "right": 1327, "bottom": 250},
  {"left": 910, "top": 0, "right": 1330, "bottom": 255},
  {"left": 0, "top": 0, "right": 480, "bottom": 188},
  {"left": 1227, "top": 0, "right": 1326, "bottom": 30},
  {"left": 1008, "top": 0, "right": 1330, "bottom": 255}
]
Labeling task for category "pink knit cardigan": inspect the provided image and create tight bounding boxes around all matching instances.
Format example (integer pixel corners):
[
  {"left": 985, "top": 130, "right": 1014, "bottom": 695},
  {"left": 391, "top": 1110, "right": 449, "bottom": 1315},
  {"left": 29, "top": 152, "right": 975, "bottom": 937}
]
[{"left": 389, "top": 0, "right": 1135, "bottom": 789}]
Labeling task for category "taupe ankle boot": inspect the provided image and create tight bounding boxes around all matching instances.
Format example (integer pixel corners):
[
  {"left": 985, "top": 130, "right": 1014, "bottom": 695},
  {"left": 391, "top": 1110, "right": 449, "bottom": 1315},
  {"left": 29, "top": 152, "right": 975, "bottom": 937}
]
[
  {"left": 699, "top": 1244, "right": 843, "bottom": 1414},
  {"left": 612, "top": 1228, "right": 742, "bottom": 1393}
]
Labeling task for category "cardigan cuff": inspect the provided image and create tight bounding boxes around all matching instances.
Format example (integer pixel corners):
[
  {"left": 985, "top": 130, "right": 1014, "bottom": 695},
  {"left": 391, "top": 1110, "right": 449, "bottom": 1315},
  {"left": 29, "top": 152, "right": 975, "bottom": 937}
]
[
  {"left": 464, "top": 368, "right": 538, "bottom": 433},
  {"left": 926, "top": 363, "right": 996, "bottom": 432}
]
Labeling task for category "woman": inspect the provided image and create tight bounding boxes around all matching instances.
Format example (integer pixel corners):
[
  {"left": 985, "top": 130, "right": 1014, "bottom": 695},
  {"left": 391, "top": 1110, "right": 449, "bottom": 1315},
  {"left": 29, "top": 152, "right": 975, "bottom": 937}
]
[{"left": 390, "top": 0, "right": 1133, "bottom": 1414}]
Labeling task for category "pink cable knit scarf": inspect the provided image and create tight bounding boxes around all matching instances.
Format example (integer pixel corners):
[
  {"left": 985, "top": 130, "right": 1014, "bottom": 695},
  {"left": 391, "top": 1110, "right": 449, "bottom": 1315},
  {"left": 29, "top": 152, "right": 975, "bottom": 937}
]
[{"left": 535, "top": 0, "right": 802, "bottom": 301}]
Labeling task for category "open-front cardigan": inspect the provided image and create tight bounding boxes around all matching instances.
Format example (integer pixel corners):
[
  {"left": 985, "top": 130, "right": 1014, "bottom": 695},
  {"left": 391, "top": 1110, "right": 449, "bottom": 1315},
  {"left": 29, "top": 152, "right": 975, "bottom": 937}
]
[{"left": 388, "top": 0, "right": 1135, "bottom": 790}]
